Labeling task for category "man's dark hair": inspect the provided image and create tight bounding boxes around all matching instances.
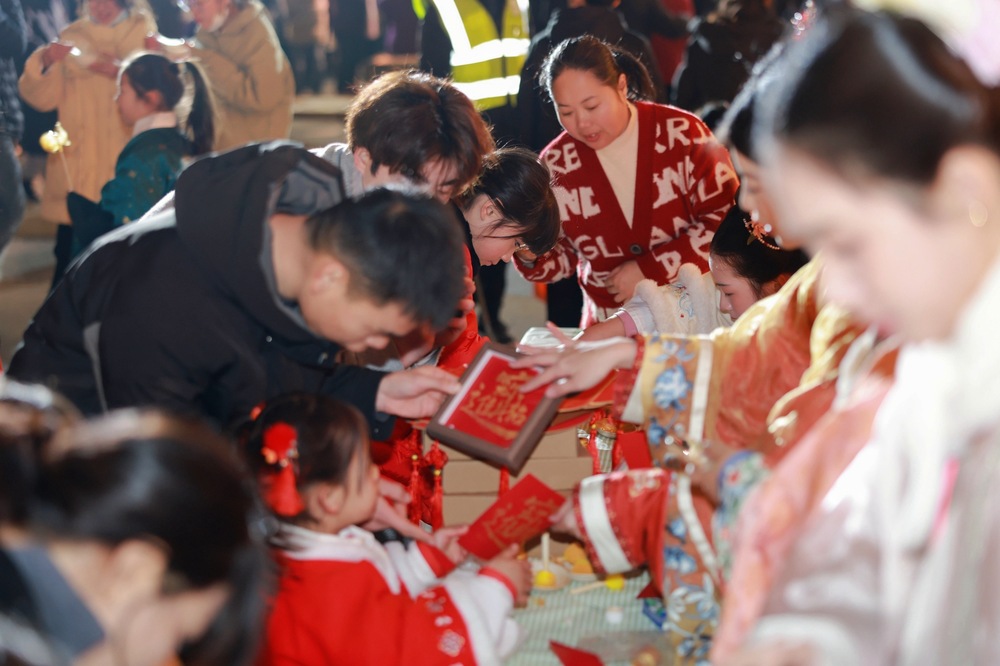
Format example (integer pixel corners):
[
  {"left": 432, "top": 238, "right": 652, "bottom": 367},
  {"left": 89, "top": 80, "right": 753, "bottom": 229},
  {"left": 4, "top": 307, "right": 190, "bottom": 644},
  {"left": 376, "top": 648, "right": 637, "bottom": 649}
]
[
  {"left": 306, "top": 188, "right": 468, "bottom": 330},
  {"left": 345, "top": 70, "right": 496, "bottom": 192}
]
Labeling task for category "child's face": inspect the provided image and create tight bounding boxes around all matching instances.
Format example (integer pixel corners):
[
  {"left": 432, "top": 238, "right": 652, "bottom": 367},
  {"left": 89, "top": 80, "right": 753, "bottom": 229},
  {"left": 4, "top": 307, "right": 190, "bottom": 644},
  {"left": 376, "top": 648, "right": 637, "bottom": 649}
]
[
  {"left": 340, "top": 446, "right": 381, "bottom": 527},
  {"left": 710, "top": 255, "right": 759, "bottom": 320},
  {"left": 116, "top": 77, "right": 154, "bottom": 126}
]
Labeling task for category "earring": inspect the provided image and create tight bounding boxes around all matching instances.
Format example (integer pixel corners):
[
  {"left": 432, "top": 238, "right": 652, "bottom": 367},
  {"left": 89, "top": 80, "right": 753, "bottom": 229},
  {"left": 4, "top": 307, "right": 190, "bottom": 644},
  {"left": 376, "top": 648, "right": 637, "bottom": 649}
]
[{"left": 969, "top": 200, "right": 989, "bottom": 228}]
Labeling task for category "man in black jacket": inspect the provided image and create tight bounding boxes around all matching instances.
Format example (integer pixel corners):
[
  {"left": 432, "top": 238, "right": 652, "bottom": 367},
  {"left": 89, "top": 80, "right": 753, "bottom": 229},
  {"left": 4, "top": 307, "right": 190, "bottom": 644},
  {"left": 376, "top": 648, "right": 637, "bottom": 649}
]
[{"left": 7, "top": 142, "right": 467, "bottom": 440}]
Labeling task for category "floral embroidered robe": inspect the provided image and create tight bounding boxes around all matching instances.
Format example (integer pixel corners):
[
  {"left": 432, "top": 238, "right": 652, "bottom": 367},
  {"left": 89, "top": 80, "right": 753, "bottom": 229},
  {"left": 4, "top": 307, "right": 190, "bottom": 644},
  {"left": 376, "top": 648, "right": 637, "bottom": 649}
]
[{"left": 574, "top": 257, "right": 862, "bottom": 663}]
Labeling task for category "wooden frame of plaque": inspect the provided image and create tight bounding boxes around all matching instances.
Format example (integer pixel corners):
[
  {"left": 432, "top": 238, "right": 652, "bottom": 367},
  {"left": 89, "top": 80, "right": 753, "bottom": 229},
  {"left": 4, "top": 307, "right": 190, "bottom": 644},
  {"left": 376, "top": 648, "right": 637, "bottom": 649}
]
[{"left": 426, "top": 343, "right": 563, "bottom": 474}]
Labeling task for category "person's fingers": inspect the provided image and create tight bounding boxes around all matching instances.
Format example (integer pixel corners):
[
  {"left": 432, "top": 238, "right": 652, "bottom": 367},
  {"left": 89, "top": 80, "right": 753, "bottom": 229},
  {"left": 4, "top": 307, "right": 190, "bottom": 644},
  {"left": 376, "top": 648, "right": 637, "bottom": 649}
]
[
  {"left": 549, "top": 499, "right": 573, "bottom": 524},
  {"left": 510, "top": 348, "right": 560, "bottom": 366},
  {"left": 544, "top": 322, "right": 576, "bottom": 347},
  {"left": 517, "top": 364, "right": 566, "bottom": 393},
  {"left": 411, "top": 366, "right": 463, "bottom": 392},
  {"left": 378, "top": 477, "right": 409, "bottom": 504}
]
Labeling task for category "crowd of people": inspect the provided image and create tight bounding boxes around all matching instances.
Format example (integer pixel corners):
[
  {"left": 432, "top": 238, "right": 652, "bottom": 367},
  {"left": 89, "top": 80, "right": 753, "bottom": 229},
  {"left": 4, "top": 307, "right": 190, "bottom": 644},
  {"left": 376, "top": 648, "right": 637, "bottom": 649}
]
[{"left": 2, "top": 0, "right": 999, "bottom": 664}]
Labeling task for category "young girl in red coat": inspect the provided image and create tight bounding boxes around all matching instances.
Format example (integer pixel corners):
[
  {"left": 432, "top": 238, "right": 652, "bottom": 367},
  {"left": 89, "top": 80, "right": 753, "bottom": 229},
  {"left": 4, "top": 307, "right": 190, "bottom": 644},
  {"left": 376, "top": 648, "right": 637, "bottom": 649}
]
[{"left": 249, "top": 393, "right": 531, "bottom": 665}]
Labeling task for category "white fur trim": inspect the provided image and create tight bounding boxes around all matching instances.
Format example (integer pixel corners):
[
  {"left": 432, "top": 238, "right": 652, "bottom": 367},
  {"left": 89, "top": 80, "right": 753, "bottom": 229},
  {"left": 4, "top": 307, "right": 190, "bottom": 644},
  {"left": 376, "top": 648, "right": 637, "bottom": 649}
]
[
  {"left": 578, "top": 476, "right": 633, "bottom": 572},
  {"left": 279, "top": 525, "right": 401, "bottom": 594},
  {"left": 442, "top": 570, "right": 517, "bottom": 665},
  {"left": 384, "top": 540, "right": 439, "bottom": 597}
]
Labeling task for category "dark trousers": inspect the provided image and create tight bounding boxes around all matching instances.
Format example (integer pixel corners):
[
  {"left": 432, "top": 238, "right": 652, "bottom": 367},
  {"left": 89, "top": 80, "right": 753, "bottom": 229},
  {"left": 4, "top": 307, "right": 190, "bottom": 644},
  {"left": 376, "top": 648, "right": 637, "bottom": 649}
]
[{"left": 546, "top": 276, "right": 584, "bottom": 328}]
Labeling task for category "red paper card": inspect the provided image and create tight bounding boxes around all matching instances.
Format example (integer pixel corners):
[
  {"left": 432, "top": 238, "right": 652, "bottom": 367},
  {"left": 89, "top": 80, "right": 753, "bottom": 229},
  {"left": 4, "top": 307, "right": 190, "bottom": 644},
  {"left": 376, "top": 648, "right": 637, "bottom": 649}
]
[
  {"left": 550, "top": 641, "right": 604, "bottom": 666},
  {"left": 458, "top": 474, "right": 565, "bottom": 560},
  {"left": 618, "top": 430, "right": 653, "bottom": 469}
]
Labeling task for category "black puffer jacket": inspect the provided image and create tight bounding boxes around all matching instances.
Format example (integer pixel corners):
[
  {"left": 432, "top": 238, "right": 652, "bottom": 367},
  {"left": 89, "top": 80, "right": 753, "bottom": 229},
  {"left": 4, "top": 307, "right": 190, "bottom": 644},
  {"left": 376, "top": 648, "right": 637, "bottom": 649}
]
[
  {"left": 517, "top": 6, "right": 664, "bottom": 152},
  {"left": 8, "top": 142, "right": 392, "bottom": 436}
]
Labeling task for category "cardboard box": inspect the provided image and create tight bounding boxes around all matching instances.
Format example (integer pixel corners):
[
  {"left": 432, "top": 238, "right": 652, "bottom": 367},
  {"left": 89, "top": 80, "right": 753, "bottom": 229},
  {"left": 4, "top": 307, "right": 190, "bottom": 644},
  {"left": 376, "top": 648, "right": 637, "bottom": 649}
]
[{"left": 433, "top": 420, "right": 600, "bottom": 535}]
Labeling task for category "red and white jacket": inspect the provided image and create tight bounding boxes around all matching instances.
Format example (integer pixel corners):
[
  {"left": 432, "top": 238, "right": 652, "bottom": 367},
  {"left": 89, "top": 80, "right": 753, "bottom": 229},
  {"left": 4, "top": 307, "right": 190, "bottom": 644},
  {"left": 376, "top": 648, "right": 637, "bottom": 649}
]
[
  {"left": 259, "top": 525, "right": 520, "bottom": 665},
  {"left": 516, "top": 101, "right": 738, "bottom": 327}
]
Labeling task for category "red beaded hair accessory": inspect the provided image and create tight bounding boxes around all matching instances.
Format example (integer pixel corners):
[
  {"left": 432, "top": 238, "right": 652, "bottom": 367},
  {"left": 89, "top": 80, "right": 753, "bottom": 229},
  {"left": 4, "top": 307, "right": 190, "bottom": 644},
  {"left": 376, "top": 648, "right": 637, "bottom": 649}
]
[
  {"left": 744, "top": 216, "right": 782, "bottom": 251},
  {"left": 261, "top": 422, "right": 305, "bottom": 517}
]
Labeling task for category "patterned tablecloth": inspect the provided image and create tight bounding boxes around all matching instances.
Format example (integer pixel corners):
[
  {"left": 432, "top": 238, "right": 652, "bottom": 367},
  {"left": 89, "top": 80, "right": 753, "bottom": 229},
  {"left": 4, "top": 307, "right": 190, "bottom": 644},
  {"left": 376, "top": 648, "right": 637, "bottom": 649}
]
[{"left": 507, "top": 571, "right": 675, "bottom": 665}]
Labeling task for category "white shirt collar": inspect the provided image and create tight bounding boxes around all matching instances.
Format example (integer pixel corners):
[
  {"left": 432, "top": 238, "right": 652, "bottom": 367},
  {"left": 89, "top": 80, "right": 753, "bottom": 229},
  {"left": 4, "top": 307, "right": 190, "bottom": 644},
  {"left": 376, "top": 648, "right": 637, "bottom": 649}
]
[{"left": 132, "top": 111, "right": 179, "bottom": 138}]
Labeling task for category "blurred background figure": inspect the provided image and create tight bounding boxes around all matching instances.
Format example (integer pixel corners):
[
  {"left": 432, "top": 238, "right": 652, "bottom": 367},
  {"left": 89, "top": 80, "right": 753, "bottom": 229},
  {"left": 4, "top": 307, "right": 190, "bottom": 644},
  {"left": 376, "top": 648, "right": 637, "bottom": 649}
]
[
  {"left": 284, "top": 0, "right": 328, "bottom": 94},
  {"left": 671, "top": 0, "right": 786, "bottom": 112},
  {"left": 180, "top": 0, "right": 293, "bottom": 149},
  {"left": 14, "top": 0, "right": 72, "bottom": 206},
  {"left": 1, "top": 0, "right": 27, "bottom": 256},
  {"left": 18, "top": 0, "right": 155, "bottom": 288},
  {"left": 330, "top": 0, "right": 379, "bottom": 93}
]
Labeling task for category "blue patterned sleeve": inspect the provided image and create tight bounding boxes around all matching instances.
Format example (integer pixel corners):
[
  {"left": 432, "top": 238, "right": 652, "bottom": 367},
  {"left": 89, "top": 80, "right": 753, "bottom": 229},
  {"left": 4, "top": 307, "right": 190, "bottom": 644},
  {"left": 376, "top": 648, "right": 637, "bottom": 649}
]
[{"left": 712, "top": 450, "right": 769, "bottom": 577}]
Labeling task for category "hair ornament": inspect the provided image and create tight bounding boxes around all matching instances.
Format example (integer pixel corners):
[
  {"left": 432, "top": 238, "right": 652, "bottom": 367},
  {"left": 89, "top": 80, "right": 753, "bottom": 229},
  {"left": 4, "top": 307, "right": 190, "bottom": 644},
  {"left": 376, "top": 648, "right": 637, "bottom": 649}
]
[
  {"left": 261, "top": 422, "right": 305, "bottom": 516},
  {"left": 744, "top": 216, "right": 782, "bottom": 250}
]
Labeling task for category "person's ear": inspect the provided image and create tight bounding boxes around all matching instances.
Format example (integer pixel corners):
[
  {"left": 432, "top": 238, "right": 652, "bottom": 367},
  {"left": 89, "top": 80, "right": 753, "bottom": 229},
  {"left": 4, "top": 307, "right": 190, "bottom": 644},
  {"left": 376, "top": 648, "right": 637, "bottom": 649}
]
[
  {"left": 311, "top": 256, "right": 347, "bottom": 293},
  {"left": 353, "top": 147, "right": 373, "bottom": 176},
  {"left": 761, "top": 273, "right": 790, "bottom": 297},
  {"left": 105, "top": 540, "right": 168, "bottom": 613},
  {"left": 480, "top": 196, "right": 501, "bottom": 225},
  {"left": 617, "top": 73, "right": 628, "bottom": 98},
  {"left": 929, "top": 145, "right": 1000, "bottom": 230},
  {"left": 143, "top": 89, "right": 164, "bottom": 111},
  {"left": 312, "top": 481, "right": 346, "bottom": 517}
]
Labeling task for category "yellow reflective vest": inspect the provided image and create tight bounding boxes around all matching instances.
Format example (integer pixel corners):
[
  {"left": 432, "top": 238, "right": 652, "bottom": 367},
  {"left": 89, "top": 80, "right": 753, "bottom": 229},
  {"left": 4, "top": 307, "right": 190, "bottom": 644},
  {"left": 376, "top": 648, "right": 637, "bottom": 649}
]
[{"left": 416, "top": 0, "right": 529, "bottom": 111}]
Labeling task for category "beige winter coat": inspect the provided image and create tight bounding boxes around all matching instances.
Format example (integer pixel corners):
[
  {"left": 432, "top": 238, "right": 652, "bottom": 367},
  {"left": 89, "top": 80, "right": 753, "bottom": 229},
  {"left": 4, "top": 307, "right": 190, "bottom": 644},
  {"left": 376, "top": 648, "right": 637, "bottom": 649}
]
[
  {"left": 193, "top": 1, "right": 295, "bottom": 151},
  {"left": 19, "top": 12, "right": 154, "bottom": 224}
]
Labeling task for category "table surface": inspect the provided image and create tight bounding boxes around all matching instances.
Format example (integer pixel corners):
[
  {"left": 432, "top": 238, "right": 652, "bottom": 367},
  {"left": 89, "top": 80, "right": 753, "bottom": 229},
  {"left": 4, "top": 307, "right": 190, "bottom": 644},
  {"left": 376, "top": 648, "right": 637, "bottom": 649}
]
[{"left": 507, "top": 571, "right": 675, "bottom": 665}]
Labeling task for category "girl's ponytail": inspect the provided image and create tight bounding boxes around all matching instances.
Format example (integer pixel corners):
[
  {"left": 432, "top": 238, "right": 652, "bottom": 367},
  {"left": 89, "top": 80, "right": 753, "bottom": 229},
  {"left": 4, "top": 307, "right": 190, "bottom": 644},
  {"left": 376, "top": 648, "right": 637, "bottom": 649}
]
[{"left": 184, "top": 60, "right": 217, "bottom": 156}]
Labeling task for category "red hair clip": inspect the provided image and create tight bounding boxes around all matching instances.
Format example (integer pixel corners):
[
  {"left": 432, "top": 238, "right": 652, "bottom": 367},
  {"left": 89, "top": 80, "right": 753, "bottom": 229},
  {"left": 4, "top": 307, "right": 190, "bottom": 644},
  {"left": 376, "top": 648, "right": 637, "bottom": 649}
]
[
  {"left": 744, "top": 217, "right": 782, "bottom": 251},
  {"left": 261, "top": 422, "right": 305, "bottom": 517}
]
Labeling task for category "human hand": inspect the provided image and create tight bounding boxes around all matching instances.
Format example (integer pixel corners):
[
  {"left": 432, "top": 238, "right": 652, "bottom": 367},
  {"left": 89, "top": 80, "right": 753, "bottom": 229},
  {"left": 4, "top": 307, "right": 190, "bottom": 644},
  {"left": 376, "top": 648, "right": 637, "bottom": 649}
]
[
  {"left": 719, "top": 640, "right": 818, "bottom": 666},
  {"left": 362, "top": 478, "right": 432, "bottom": 542},
  {"left": 606, "top": 260, "right": 644, "bottom": 304},
  {"left": 512, "top": 336, "right": 637, "bottom": 398},
  {"left": 87, "top": 53, "right": 120, "bottom": 78},
  {"left": 145, "top": 33, "right": 193, "bottom": 60},
  {"left": 375, "top": 366, "right": 462, "bottom": 418},
  {"left": 484, "top": 544, "right": 531, "bottom": 606},
  {"left": 430, "top": 525, "right": 470, "bottom": 563},
  {"left": 41, "top": 41, "right": 73, "bottom": 68},
  {"left": 549, "top": 499, "right": 582, "bottom": 540}
]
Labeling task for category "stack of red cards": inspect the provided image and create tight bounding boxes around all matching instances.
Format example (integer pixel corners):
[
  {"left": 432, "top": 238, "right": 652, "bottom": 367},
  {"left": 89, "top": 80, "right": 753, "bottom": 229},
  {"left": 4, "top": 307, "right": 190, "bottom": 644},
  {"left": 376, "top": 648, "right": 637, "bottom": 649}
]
[{"left": 458, "top": 474, "right": 565, "bottom": 560}]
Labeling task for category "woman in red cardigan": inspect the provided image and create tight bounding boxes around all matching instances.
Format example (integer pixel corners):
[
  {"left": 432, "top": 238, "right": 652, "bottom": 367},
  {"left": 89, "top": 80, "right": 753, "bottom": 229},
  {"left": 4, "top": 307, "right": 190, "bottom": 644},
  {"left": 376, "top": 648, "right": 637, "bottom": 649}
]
[{"left": 515, "top": 35, "right": 739, "bottom": 327}]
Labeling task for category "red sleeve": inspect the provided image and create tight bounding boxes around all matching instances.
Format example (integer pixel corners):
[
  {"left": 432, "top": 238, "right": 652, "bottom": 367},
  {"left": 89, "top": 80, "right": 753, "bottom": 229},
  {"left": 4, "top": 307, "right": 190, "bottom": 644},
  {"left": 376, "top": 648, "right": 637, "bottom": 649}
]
[
  {"left": 572, "top": 469, "right": 671, "bottom": 587},
  {"left": 261, "top": 559, "right": 488, "bottom": 665}
]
